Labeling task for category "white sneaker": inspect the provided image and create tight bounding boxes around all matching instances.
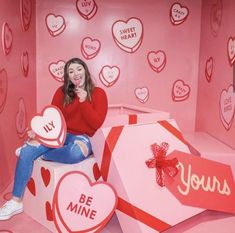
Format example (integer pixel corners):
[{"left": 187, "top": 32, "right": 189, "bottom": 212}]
[{"left": 0, "top": 200, "right": 23, "bottom": 220}]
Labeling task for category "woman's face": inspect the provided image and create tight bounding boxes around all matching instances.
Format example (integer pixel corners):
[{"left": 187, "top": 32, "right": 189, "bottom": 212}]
[{"left": 68, "top": 63, "right": 86, "bottom": 88}]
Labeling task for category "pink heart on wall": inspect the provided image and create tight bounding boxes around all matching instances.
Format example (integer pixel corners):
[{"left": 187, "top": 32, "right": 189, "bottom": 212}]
[
  {"left": 99, "top": 65, "right": 120, "bottom": 87},
  {"left": 45, "top": 14, "right": 66, "bottom": 37},
  {"left": 76, "top": 0, "right": 98, "bottom": 20},
  {"left": 210, "top": 0, "right": 222, "bottom": 37},
  {"left": 205, "top": 57, "right": 213, "bottom": 82},
  {"left": 2, "top": 22, "right": 13, "bottom": 55},
  {"left": 48, "top": 60, "right": 65, "bottom": 82},
  {"left": 81, "top": 37, "right": 101, "bottom": 60},
  {"left": 227, "top": 37, "right": 235, "bottom": 66},
  {"left": 0, "top": 69, "right": 8, "bottom": 113},
  {"left": 20, "top": 0, "right": 32, "bottom": 31},
  {"left": 21, "top": 51, "right": 29, "bottom": 77},
  {"left": 147, "top": 50, "right": 167, "bottom": 73},
  {"left": 170, "top": 3, "right": 189, "bottom": 26},
  {"left": 135, "top": 87, "right": 149, "bottom": 103},
  {"left": 172, "top": 79, "right": 191, "bottom": 102}
]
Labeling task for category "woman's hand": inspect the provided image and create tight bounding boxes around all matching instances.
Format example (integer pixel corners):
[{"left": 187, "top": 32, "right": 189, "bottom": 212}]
[
  {"left": 75, "top": 87, "right": 87, "bottom": 102},
  {"left": 27, "top": 129, "right": 36, "bottom": 140}
]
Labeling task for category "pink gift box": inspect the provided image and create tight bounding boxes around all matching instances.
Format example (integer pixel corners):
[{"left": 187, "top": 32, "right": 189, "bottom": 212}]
[
  {"left": 102, "top": 104, "right": 170, "bottom": 127},
  {"left": 91, "top": 119, "right": 205, "bottom": 233},
  {"left": 23, "top": 156, "right": 100, "bottom": 232}
]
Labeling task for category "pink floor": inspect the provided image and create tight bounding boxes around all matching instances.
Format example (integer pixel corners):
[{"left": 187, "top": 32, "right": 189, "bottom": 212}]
[{"left": 0, "top": 184, "right": 235, "bottom": 233}]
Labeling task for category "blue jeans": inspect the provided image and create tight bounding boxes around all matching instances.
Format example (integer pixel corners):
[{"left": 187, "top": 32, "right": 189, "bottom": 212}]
[{"left": 12, "top": 133, "right": 92, "bottom": 198}]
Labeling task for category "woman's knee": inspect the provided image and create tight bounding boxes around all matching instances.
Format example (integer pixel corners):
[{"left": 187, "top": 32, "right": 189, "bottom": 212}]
[
  {"left": 68, "top": 143, "right": 89, "bottom": 163},
  {"left": 18, "top": 143, "right": 41, "bottom": 163}
]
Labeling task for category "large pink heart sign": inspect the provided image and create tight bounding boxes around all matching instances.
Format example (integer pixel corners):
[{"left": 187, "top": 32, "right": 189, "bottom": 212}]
[
  {"left": 227, "top": 37, "right": 235, "bottom": 66},
  {"left": 112, "top": 17, "right": 143, "bottom": 53},
  {"left": 147, "top": 50, "right": 166, "bottom": 73},
  {"left": 169, "top": 3, "right": 189, "bottom": 26},
  {"left": 210, "top": 0, "right": 223, "bottom": 37},
  {"left": 53, "top": 171, "right": 117, "bottom": 233},
  {"left": 99, "top": 65, "right": 120, "bottom": 87},
  {"left": 46, "top": 14, "right": 66, "bottom": 37},
  {"left": 219, "top": 85, "right": 235, "bottom": 130},
  {"left": 76, "top": 0, "right": 98, "bottom": 20},
  {"left": 205, "top": 57, "right": 213, "bottom": 83},
  {"left": 81, "top": 37, "right": 101, "bottom": 60},
  {"left": 15, "top": 98, "right": 28, "bottom": 138},
  {"left": 172, "top": 79, "right": 190, "bottom": 102},
  {"left": 135, "top": 87, "right": 149, "bottom": 103},
  {"left": 48, "top": 60, "right": 65, "bottom": 82},
  {"left": 30, "top": 105, "right": 67, "bottom": 148},
  {"left": 20, "top": 0, "right": 32, "bottom": 31},
  {"left": 0, "top": 68, "right": 8, "bottom": 113},
  {"left": 2, "top": 22, "right": 13, "bottom": 56},
  {"left": 21, "top": 51, "right": 29, "bottom": 77}
]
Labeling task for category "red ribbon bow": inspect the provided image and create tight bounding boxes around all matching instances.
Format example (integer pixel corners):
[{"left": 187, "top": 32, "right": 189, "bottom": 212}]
[{"left": 145, "top": 142, "right": 179, "bottom": 187}]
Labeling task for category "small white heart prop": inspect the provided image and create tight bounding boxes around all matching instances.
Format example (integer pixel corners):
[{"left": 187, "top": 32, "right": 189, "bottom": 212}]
[
  {"left": 99, "top": 65, "right": 120, "bottom": 87},
  {"left": 2, "top": 22, "right": 13, "bottom": 56},
  {"left": 135, "top": 87, "right": 149, "bottom": 103},
  {"left": 81, "top": 37, "right": 101, "bottom": 60},
  {"left": 21, "top": 51, "right": 29, "bottom": 77},
  {"left": 205, "top": 57, "right": 213, "bottom": 82},
  {"left": 147, "top": 50, "right": 166, "bottom": 73},
  {"left": 219, "top": 85, "right": 235, "bottom": 130},
  {"left": 48, "top": 60, "right": 65, "bottom": 82},
  {"left": 112, "top": 17, "right": 143, "bottom": 53},
  {"left": 172, "top": 79, "right": 190, "bottom": 102},
  {"left": 227, "top": 37, "right": 235, "bottom": 66},
  {"left": 53, "top": 171, "right": 117, "bottom": 233},
  {"left": 20, "top": 0, "right": 32, "bottom": 31},
  {"left": 170, "top": 3, "right": 189, "bottom": 25},
  {"left": 76, "top": 0, "right": 98, "bottom": 20},
  {"left": 46, "top": 14, "right": 66, "bottom": 37},
  {"left": 31, "top": 105, "right": 67, "bottom": 148}
]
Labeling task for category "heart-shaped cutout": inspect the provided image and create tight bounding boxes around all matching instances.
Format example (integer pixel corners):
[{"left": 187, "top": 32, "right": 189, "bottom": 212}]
[
  {"left": 99, "top": 65, "right": 120, "bottom": 87},
  {"left": 27, "top": 177, "right": 36, "bottom": 196},
  {"left": 45, "top": 201, "right": 53, "bottom": 221},
  {"left": 147, "top": 50, "right": 166, "bottom": 73},
  {"left": 219, "top": 85, "right": 235, "bottom": 130},
  {"left": 49, "top": 60, "right": 65, "bottom": 82},
  {"left": 53, "top": 171, "right": 117, "bottom": 232},
  {"left": 30, "top": 105, "right": 67, "bottom": 148},
  {"left": 41, "top": 167, "right": 51, "bottom": 187},
  {"left": 0, "top": 68, "right": 8, "bottom": 113},
  {"left": 81, "top": 37, "right": 101, "bottom": 59},
  {"left": 170, "top": 3, "right": 189, "bottom": 25},
  {"left": 112, "top": 17, "right": 143, "bottom": 53},
  {"left": 46, "top": 14, "right": 66, "bottom": 37},
  {"left": 172, "top": 79, "right": 190, "bottom": 102},
  {"left": 20, "top": 0, "right": 32, "bottom": 31},
  {"left": 135, "top": 87, "right": 149, "bottom": 103},
  {"left": 76, "top": 0, "right": 98, "bottom": 20}
]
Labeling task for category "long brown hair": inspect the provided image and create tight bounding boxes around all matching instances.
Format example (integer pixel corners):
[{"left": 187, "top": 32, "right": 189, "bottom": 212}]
[{"left": 62, "top": 58, "right": 95, "bottom": 106}]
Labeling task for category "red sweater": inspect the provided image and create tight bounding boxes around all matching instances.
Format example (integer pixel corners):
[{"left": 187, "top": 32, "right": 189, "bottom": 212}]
[{"left": 51, "top": 86, "right": 108, "bottom": 137}]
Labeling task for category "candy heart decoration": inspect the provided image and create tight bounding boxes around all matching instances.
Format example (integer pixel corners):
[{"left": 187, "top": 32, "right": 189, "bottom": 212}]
[
  {"left": 219, "top": 85, "right": 235, "bottom": 130},
  {"left": 0, "top": 68, "right": 8, "bottom": 113},
  {"left": 53, "top": 171, "right": 117, "bottom": 233},
  {"left": 41, "top": 167, "right": 51, "bottom": 187},
  {"left": 27, "top": 177, "right": 36, "bottom": 196},
  {"left": 147, "top": 50, "right": 167, "bottom": 73},
  {"left": 205, "top": 57, "right": 213, "bottom": 83},
  {"left": 45, "top": 201, "right": 53, "bottom": 221},
  {"left": 227, "top": 37, "right": 235, "bottom": 66},
  {"left": 21, "top": 51, "right": 29, "bottom": 77},
  {"left": 15, "top": 98, "right": 28, "bottom": 138},
  {"left": 81, "top": 37, "right": 101, "bottom": 60},
  {"left": 46, "top": 14, "right": 66, "bottom": 37},
  {"left": 112, "top": 17, "right": 143, "bottom": 53},
  {"left": 2, "top": 22, "right": 13, "bottom": 55},
  {"left": 135, "top": 87, "right": 149, "bottom": 103},
  {"left": 76, "top": 0, "right": 98, "bottom": 20},
  {"left": 30, "top": 105, "right": 67, "bottom": 148},
  {"left": 99, "top": 65, "right": 120, "bottom": 87},
  {"left": 210, "top": 0, "right": 223, "bottom": 37},
  {"left": 48, "top": 60, "right": 65, "bottom": 82},
  {"left": 172, "top": 79, "right": 191, "bottom": 102},
  {"left": 20, "top": 0, "right": 32, "bottom": 31},
  {"left": 170, "top": 3, "right": 189, "bottom": 25}
]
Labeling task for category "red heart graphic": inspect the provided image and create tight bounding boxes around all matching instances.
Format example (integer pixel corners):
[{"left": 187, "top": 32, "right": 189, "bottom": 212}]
[
  {"left": 45, "top": 201, "right": 53, "bottom": 221},
  {"left": 27, "top": 177, "right": 36, "bottom": 196},
  {"left": 93, "top": 163, "right": 101, "bottom": 181},
  {"left": 41, "top": 167, "right": 51, "bottom": 187}
]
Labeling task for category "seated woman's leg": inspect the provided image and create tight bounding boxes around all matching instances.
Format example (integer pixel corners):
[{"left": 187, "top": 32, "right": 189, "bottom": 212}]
[
  {"left": 43, "top": 135, "right": 92, "bottom": 164},
  {"left": 12, "top": 142, "right": 51, "bottom": 199}
]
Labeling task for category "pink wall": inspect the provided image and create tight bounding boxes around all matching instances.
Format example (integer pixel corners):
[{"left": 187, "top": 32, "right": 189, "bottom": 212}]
[
  {"left": 0, "top": 0, "right": 36, "bottom": 193},
  {"left": 196, "top": 0, "right": 235, "bottom": 149},
  {"left": 36, "top": 0, "right": 202, "bottom": 132}
]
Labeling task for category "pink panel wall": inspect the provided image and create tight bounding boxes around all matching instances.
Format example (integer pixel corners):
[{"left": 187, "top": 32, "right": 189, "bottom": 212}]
[
  {"left": 0, "top": 0, "right": 36, "bottom": 194},
  {"left": 36, "top": 0, "right": 202, "bottom": 132},
  {"left": 196, "top": 0, "right": 235, "bottom": 149}
]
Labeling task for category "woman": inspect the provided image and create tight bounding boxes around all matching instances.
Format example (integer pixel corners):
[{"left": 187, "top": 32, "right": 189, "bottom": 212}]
[{"left": 0, "top": 58, "right": 108, "bottom": 220}]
